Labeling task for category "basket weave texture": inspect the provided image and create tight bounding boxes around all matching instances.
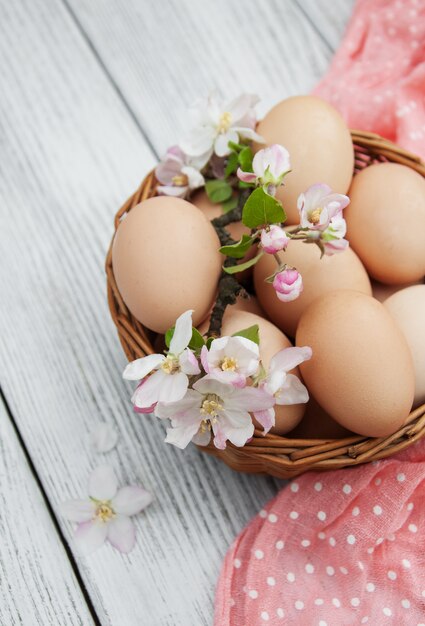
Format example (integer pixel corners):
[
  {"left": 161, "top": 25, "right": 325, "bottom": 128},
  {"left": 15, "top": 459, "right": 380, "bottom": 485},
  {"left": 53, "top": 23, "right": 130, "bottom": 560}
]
[{"left": 105, "top": 130, "right": 425, "bottom": 478}]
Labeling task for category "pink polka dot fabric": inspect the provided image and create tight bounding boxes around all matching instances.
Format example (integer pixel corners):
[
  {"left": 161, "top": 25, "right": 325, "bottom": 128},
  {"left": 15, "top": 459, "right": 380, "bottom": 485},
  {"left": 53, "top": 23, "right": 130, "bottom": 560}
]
[
  {"left": 313, "top": 0, "right": 425, "bottom": 160},
  {"left": 214, "top": 2, "right": 425, "bottom": 623},
  {"left": 214, "top": 442, "right": 425, "bottom": 624}
]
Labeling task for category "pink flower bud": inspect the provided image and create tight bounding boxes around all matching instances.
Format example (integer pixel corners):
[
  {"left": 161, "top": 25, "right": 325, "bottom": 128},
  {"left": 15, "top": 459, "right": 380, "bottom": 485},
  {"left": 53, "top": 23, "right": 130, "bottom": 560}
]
[
  {"left": 273, "top": 269, "right": 303, "bottom": 302},
  {"left": 260, "top": 225, "right": 290, "bottom": 254}
]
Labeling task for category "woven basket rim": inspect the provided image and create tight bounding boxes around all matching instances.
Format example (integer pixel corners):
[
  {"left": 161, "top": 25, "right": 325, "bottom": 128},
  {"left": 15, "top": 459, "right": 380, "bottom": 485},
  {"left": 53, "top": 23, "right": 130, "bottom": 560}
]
[{"left": 105, "top": 129, "right": 425, "bottom": 478}]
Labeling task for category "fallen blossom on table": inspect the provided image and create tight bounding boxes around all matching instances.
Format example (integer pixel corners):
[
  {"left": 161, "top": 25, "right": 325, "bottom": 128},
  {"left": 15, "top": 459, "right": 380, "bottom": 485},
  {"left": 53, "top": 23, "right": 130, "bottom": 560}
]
[{"left": 60, "top": 465, "right": 152, "bottom": 555}]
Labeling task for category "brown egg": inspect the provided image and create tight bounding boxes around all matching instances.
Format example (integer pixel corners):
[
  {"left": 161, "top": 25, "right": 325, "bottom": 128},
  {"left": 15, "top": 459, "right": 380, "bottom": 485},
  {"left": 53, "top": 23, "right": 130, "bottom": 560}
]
[
  {"left": 254, "top": 240, "right": 372, "bottom": 337},
  {"left": 255, "top": 96, "right": 354, "bottom": 224},
  {"left": 231, "top": 294, "right": 265, "bottom": 317},
  {"left": 346, "top": 163, "right": 425, "bottom": 284},
  {"left": 384, "top": 285, "right": 425, "bottom": 408},
  {"left": 372, "top": 279, "right": 423, "bottom": 303},
  {"left": 192, "top": 190, "right": 256, "bottom": 280},
  {"left": 112, "top": 196, "right": 222, "bottom": 333},
  {"left": 289, "top": 395, "right": 354, "bottom": 439},
  {"left": 296, "top": 290, "right": 415, "bottom": 437},
  {"left": 199, "top": 310, "right": 307, "bottom": 434}
]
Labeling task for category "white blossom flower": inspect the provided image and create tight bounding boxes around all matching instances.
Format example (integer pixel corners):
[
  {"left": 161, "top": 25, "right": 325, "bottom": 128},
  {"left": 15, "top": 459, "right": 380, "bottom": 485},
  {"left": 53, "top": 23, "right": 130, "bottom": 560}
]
[
  {"left": 180, "top": 93, "right": 264, "bottom": 165},
  {"left": 123, "top": 310, "right": 200, "bottom": 409},
  {"left": 60, "top": 465, "right": 152, "bottom": 555},
  {"left": 200, "top": 336, "right": 260, "bottom": 387},
  {"left": 260, "top": 224, "right": 290, "bottom": 254},
  {"left": 254, "top": 346, "right": 312, "bottom": 433},
  {"left": 237, "top": 144, "right": 291, "bottom": 195},
  {"left": 155, "top": 376, "right": 275, "bottom": 450},
  {"left": 297, "top": 183, "right": 350, "bottom": 231},
  {"left": 155, "top": 146, "right": 205, "bottom": 198},
  {"left": 321, "top": 213, "right": 350, "bottom": 255}
]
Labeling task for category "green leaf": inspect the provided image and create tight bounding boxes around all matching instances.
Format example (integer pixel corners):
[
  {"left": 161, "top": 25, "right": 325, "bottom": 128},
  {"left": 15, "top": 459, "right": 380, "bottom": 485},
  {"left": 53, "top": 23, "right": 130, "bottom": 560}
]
[
  {"left": 232, "top": 324, "right": 260, "bottom": 345},
  {"left": 165, "top": 327, "right": 205, "bottom": 351},
  {"left": 221, "top": 196, "right": 238, "bottom": 213},
  {"left": 205, "top": 179, "right": 233, "bottom": 204},
  {"left": 238, "top": 146, "right": 253, "bottom": 172},
  {"left": 206, "top": 337, "right": 214, "bottom": 349},
  {"left": 228, "top": 140, "right": 244, "bottom": 153},
  {"left": 238, "top": 180, "right": 254, "bottom": 189},
  {"left": 225, "top": 152, "right": 239, "bottom": 177},
  {"left": 223, "top": 251, "right": 264, "bottom": 274},
  {"left": 242, "top": 187, "right": 286, "bottom": 228},
  {"left": 219, "top": 234, "right": 255, "bottom": 258}
]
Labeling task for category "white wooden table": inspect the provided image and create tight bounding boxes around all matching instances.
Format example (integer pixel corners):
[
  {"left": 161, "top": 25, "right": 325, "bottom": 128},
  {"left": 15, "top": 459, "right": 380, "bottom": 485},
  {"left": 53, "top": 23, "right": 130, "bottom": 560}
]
[{"left": 0, "top": 1, "right": 354, "bottom": 623}]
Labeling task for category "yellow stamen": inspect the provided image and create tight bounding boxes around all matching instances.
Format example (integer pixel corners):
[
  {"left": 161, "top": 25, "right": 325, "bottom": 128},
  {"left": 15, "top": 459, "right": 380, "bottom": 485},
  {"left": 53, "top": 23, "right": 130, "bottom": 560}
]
[
  {"left": 309, "top": 207, "right": 323, "bottom": 225},
  {"left": 161, "top": 356, "right": 179, "bottom": 374},
  {"left": 172, "top": 174, "right": 189, "bottom": 187},
  {"left": 220, "top": 356, "right": 238, "bottom": 372},
  {"left": 217, "top": 111, "right": 232, "bottom": 133},
  {"left": 95, "top": 502, "right": 115, "bottom": 523},
  {"left": 200, "top": 394, "right": 223, "bottom": 418}
]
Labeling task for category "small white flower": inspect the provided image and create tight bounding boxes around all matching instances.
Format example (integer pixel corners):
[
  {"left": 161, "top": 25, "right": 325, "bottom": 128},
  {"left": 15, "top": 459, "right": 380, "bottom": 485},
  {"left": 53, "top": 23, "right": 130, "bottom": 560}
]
[
  {"left": 321, "top": 213, "right": 349, "bottom": 255},
  {"left": 254, "top": 347, "right": 312, "bottom": 433},
  {"left": 200, "top": 336, "right": 260, "bottom": 387},
  {"left": 90, "top": 423, "right": 118, "bottom": 453},
  {"left": 297, "top": 183, "right": 349, "bottom": 231},
  {"left": 60, "top": 465, "right": 152, "bottom": 555},
  {"left": 155, "top": 146, "right": 205, "bottom": 198},
  {"left": 155, "top": 376, "right": 275, "bottom": 450},
  {"left": 237, "top": 144, "right": 291, "bottom": 194},
  {"left": 123, "top": 310, "right": 200, "bottom": 409},
  {"left": 180, "top": 93, "right": 264, "bottom": 165}
]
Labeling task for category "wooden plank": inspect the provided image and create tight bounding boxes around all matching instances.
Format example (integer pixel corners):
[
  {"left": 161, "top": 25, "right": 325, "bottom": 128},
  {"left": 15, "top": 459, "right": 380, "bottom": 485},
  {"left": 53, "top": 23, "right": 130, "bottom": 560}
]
[
  {"left": 63, "top": 0, "right": 341, "bottom": 154},
  {"left": 0, "top": 395, "right": 95, "bottom": 626},
  {"left": 0, "top": 1, "right": 284, "bottom": 624},
  {"left": 294, "top": 0, "right": 355, "bottom": 53}
]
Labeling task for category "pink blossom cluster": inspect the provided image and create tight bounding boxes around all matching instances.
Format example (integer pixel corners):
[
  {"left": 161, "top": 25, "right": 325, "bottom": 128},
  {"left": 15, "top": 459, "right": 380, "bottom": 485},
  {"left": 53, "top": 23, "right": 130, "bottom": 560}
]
[{"left": 123, "top": 310, "right": 312, "bottom": 450}]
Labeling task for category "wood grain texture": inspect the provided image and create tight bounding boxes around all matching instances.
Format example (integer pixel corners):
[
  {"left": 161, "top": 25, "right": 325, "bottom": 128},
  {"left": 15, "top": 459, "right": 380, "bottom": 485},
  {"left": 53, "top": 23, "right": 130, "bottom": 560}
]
[
  {"left": 64, "top": 0, "right": 351, "bottom": 155},
  {"left": 0, "top": 397, "right": 95, "bottom": 626},
  {"left": 0, "top": 0, "right": 353, "bottom": 623}
]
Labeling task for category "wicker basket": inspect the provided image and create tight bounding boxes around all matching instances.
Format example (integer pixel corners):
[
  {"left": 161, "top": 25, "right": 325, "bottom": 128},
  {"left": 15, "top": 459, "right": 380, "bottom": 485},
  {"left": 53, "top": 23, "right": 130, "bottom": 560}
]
[{"left": 105, "top": 130, "right": 425, "bottom": 479}]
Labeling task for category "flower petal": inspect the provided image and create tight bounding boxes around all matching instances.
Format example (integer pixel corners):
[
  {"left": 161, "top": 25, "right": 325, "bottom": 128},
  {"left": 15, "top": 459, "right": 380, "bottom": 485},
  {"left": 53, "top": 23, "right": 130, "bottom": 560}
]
[
  {"left": 180, "top": 127, "right": 215, "bottom": 158},
  {"left": 253, "top": 407, "right": 276, "bottom": 434},
  {"left": 200, "top": 345, "right": 210, "bottom": 373},
  {"left": 107, "top": 515, "right": 136, "bottom": 553},
  {"left": 215, "top": 410, "right": 254, "bottom": 447},
  {"left": 269, "top": 346, "right": 312, "bottom": 374},
  {"left": 90, "top": 423, "right": 118, "bottom": 453},
  {"left": 191, "top": 427, "right": 211, "bottom": 446},
  {"left": 89, "top": 465, "right": 118, "bottom": 501},
  {"left": 155, "top": 158, "right": 182, "bottom": 185},
  {"left": 132, "top": 369, "right": 167, "bottom": 408},
  {"left": 214, "top": 130, "right": 238, "bottom": 157},
  {"left": 74, "top": 520, "right": 108, "bottom": 556},
  {"left": 157, "top": 184, "right": 188, "bottom": 198},
  {"left": 158, "top": 371, "right": 189, "bottom": 403},
  {"left": 226, "top": 94, "right": 256, "bottom": 122},
  {"left": 123, "top": 354, "right": 165, "bottom": 381},
  {"left": 179, "top": 348, "right": 200, "bottom": 375},
  {"left": 235, "top": 127, "right": 265, "bottom": 143},
  {"left": 227, "top": 386, "right": 275, "bottom": 412},
  {"left": 165, "top": 421, "right": 201, "bottom": 449},
  {"left": 112, "top": 486, "right": 152, "bottom": 516},
  {"left": 169, "top": 309, "right": 194, "bottom": 355},
  {"left": 237, "top": 167, "right": 257, "bottom": 183},
  {"left": 193, "top": 375, "right": 233, "bottom": 397},
  {"left": 59, "top": 499, "right": 95, "bottom": 522},
  {"left": 181, "top": 165, "right": 205, "bottom": 190},
  {"left": 154, "top": 389, "right": 201, "bottom": 419},
  {"left": 275, "top": 373, "right": 310, "bottom": 405}
]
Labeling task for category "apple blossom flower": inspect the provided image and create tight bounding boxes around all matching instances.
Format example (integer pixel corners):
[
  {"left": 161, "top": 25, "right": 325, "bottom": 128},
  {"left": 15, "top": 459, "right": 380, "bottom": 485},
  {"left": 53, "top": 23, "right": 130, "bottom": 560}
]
[
  {"left": 237, "top": 144, "right": 291, "bottom": 195},
  {"left": 179, "top": 93, "right": 264, "bottom": 165},
  {"left": 273, "top": 268, "right": 303, "bottom": 302},
  {"left": 60, "top": 465, "right": 152, "bottom": 555},
  {"left": 254, "top": 346, "right": 312, "bottom": 433},
  {"left": 321, "top": 213, "right": 349, "bottom": 256},
  {"left": 200, "top": 336, "right": 260, "bottom": 388},
  {"left": 155, "top": 145, "right": 205, "bottom": 198},
  {"left": 155, "top": 376, "right": 275, "bottom": 450},
  {"left": 123, "top": 310, "right": 200, "bottom": 409},
  {"left": 90, "top": 423, "right": 118, "bottom": 453},
  {"left": 297, "top": 183, "right": 350, "bottom": 231},
  {"left": 260, "top": 224, "right": 290, "bottom": 254}
]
